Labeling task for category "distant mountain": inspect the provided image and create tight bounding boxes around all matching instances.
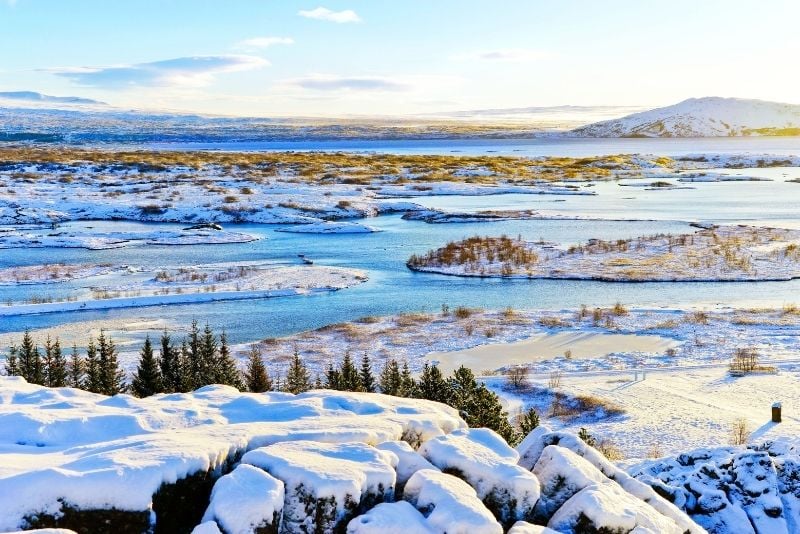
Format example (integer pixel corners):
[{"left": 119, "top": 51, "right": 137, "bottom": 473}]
[
  {"left": 0, "top": 91, "right": 106, "bottom": 106},
  {"left": 571, "top": 97, "right": 800, "bottom": 137}
]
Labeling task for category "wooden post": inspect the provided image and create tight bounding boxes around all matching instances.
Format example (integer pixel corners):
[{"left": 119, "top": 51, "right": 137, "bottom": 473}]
[{"left": 772, "top": 402, "right": 782, "bottom": 423}]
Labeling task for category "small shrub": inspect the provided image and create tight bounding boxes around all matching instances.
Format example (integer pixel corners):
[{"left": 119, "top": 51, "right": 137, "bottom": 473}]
[
  {"left": 453, "top": 306, "right": 473, "bottom": 319},
  {"left": 731, "top": 418, "right": 750, "bottom": 446}
]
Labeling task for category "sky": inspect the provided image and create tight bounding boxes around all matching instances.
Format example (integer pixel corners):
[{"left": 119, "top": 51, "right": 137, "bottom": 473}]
[{"left": 1, "top": 0, "right": 799, "bottom": 117}]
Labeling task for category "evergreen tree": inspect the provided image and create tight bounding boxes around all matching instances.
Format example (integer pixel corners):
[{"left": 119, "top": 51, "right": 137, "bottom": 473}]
[
  {"left": 67, "top": 344, "right": 84, "bottom": 389},
  {"left": 177, "top": 340, "right": 193, "bottom": 393},
  {"left": 44, "top": 337, "right": 67, "bottom": 388},
  {"left": 84, "top": 338, "right": 102, "bottom": 393},
  {"left": 215, "top": 331, "right": 243, "bottom": 389},
  {"left": 448, "top": 365, "right": 477, "bottom": 411},
  {"left": 159, "top": 330, "right": 181, "bottom": 393},
  {"left": 464, "top": 384, "right": 519, "bottom": 445},
  {"left": 131, "top": 335, "right": 163, "bottom": 397},
  {"left": 400, "top": 361, "right": 417, "bottom": 397},
  {"left": 199, "top": 323, "right": 218, "bottom": 386},
  {"left": 244, "top": 345, "right": 271, "bottom": 393},
  {"left": 517, "top": 407, "right": 540, "bottom": 436},
  {"left": 379, "top": 359, "right": 401, "bottom": 395},
  {"left": 4, "top": 345, "right": 19, "bottom": 377},
  {"left": 18, "top": 330, "right": 43, "bottom": 385},
  {"left": 98, "top": 330, "right": 125, "bottom": 395},
  {"left": 359, "top": 352, "right": 376, "bottom": 393},
  {"left": 186, "top": 320, "right": 202, "bottom": 389},
  {"left": 418, "top": 363, "right": 450, "bottom": 403},
  {"left": 285, "top": 349, "right": 310, "bottom": 394},
  {"left": 339, "top": 351, "right": 361, "bottom": 391},
  {"left": 313, "top": 374, "right": 324, "bottom": 389},
  {"left": 325, "top": 361, "right": 342, "bottom": 390}
]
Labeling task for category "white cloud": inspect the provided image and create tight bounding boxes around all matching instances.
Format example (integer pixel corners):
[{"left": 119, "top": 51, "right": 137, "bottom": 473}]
[
  {"left": 47, "top": 55, "right": 268, "bottom": 88},
  {"left": 283, "top": 74, "right": 410, "bottom": 92},
  {"left": 298, "top": 6, "right": 361, "bottom": 23},
  {"left": 237, "top": 36, "right": 294, "bottom": 49},
  {"left": 454, "top": 48, "right": 554, "bottom": 63}
]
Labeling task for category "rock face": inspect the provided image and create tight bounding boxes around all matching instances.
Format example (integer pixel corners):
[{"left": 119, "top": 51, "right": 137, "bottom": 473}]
[
  {"left": 630, "top": 442, "right": 800, "bottom": 534},
  {"left": 571, "top": 96, "right": 800, "bottom": 138}
]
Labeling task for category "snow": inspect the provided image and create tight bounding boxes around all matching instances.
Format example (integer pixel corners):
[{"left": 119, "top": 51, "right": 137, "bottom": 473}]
[
  {"left": 0, "top": 265, "right": 367, "bottom": 317},
  {"left": 547, "top": 482, "right": 686, "bottom": 533},
  {"left": 0, "top": 228, "right": 258, "bottom": 249},
  {"left": 573, "top": 97, "right": 800, "bottom": 138},
  {"left": 346, "top": 501, "right": 435, "bottom": 534},
  {"left": 276, "top": 221, "right": 381, "bottom": 233},
  {"left": 411, "top": 225, "right": 800, "bottom": 282},
  {"left": 403, "top": 469, "right": 503, "bottom": 534},
  {"left": 419, "top": 428, "right": 539, "bottom": 524},
  {"left": 202, "top": 464, "right": 284, "bottom": 534},
  {"left": 375, "top": 441, "right": 438, "bottom": 487},
  {"left": 0, "top": 379, "right": 464, "bottom": 531},
  {"left": 191, "top": 522, "right": 223, "bottom": 534},
  {"left": 507, "top": 522, "right": 560, "bottom": 534},
  {"left": 532, "top": 445, "right": 609, "bottom": 520}
]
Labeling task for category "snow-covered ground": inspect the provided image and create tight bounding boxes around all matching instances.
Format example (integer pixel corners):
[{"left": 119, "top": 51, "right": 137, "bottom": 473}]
[
  {"left": 0, "top": 263, "right": 119, "bottom": 285},
  {"left": 0, "top": 264, "right": 367, "bottom": 316},
  {"left": 409, "top": 225, "right": 800, "bottom": 281},
  {"left": 0, "top": 227, "right": 259, "bottom": 249}
]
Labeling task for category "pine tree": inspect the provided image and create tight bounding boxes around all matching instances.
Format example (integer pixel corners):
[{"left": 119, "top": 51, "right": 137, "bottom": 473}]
[
  {"left": 18, "top": 330, "right": 43, "bottom": 385},
  {"left": 215, "top": 331, "right": 243, "bottom": 389},
  {"left": 400, "top": 361, "right": 417, "bottom": 397},
  {"left": 464, "top": 384, "right": 519, "bottom": 445},
  {"left": 339, "top": 351, "right": 361, "bottom": 391},
  {"left": 285, "top": 349, "right": 310, "bottom": 394},
  {"left": 199, "top": 323, "right": 218, "bottom": 386},
  {"left": 325, "top": 361, "right": 342, "bottom": 390},
  {"left": 98, "top": 330, "right": 125, "bottom": 395},
  {"left": 131, "top": 335, "right": 163, "bottom": 397},
  {"left": 418, "top": 363, "right": 450, "bottom": 403},
  {"left": 359, "top": 352, "right": 375, "bottom": 393},
  {"left": 379, "top": 359, "right": 401, "bottom": 395},
  {"left": 448, "top": 365, "right": 477, "bottom": 411},
  {"left": 244, "top": 345, "right": 271, "bottom": 393},
  {"left": 43, "top": 337, "right": 67, "bottom": 388},
  {"left": 67, "top": 344, "right": 84, "bottom": 389},
  {"left": 517, "top": 407, "right": 540, "bottom": 436},
  {"left": 84, "top": 337, "right": 101, "bottom": 393},
  {"left": 177, "top": 340, "right": 193, "bottom": 393},
  {"left": 186, "top": 320, "right": 202, "bottom": 390},
  {"left": 314, "top": 374, "right": 324, "bottom": 389},
  {"left": 4, "top": 345, "right": 19, "bottom": 377},
  {"left": 159, "top": 330, "right": 181, "bottom": 393}
]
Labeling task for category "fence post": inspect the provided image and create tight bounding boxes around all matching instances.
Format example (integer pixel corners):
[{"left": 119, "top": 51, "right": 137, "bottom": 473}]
[{"left": 772, "top": 402, "right": 782, "bottom": 423}]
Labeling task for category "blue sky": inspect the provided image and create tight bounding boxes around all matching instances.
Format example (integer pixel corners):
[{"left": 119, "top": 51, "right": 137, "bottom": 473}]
[{"left": 1, "top": 0, "right": 798, "bottom": 116}]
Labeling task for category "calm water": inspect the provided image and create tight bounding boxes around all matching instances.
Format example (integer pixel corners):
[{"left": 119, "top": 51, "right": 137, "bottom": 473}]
[
  {"left": 2, "top": 138, "right": 800, "bottom": 343},
  {"left": 145, "top": 136, "right": 800, "bottom": 157}
]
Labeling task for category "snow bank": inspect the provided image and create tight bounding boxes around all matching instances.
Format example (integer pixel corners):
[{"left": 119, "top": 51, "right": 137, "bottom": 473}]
[
  {"left": 346, "top": 501, "right": 434, "bottom": 534},
  {"left": 419, "top": 428, "right": 539, "bottom": 526},
  {"left": 202, "top": 464, "right": 284, "bottom": 534},
  {"left": 403, "top": 469, "right": 503, "bottom": 534}
]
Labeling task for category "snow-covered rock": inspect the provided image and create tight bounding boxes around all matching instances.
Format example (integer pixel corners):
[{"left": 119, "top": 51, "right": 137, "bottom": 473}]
[
  {"left": 419, "top": 428, "right": 539, "bottom": 526},
  {"left": 517, "top": 427, "right": 703, "bottom": 533},
  {"left": 241, "top": 441, "right": 397, "bottom": 533},
  {"left": 346, "top": 501, "right": 434, "bottom": 534},
  {"left": 631, "top": 443, "right": 800, "bottom": 534},
  {"left": 375, "top": 440, "right": 438, "bottom": 494},
  {"left": 192, "top": 522, "right": 224, "bottom": 534},
  {"left": 403, "top": 469, "right": 503, "bottom": 534},
  {"left": 507, "top": 522, "right": 560, "bottom": 534},
  {"left": 202, "top": 464, "right": 284, "bottom": 534},
  {"left": 548, "top": 482, "right": 688, "bottom": 533},
  {"left": 572, "top": 97, "right": 800, "bottom": 138}
]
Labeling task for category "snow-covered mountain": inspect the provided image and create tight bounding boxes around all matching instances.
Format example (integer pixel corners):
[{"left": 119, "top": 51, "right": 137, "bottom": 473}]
[{"left": 571, "top": 97, "right": 800, "bottom": 137}]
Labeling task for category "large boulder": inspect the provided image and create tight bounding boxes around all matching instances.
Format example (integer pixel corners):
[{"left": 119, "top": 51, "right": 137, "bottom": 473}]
[
  {"left": 346, "top": 501, "right": 434, "bottom": 534},
  {"left": 419, "top": 428, "right": 539, "bottom": 527},
  {"left": 403, "top": 469, "right": 502, "bottom": 534},
  {"left": 375, "top": 441, "right": 438, "bottom": 496},
  {"left": 202, "top": 464, "right": 284, "bottom": 534},
  {"left": 242, "top": 441, "right": 397, "bottom": 533}
]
